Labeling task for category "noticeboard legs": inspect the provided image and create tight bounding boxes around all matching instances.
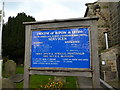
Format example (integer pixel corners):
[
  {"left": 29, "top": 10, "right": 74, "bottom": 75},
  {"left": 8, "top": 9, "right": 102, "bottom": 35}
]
[
  {"left": 23, "top": 70, "right": 30, "bottom": 89},
  {"left": 92, "top": 71, "right": 100, "bottom": 88}
]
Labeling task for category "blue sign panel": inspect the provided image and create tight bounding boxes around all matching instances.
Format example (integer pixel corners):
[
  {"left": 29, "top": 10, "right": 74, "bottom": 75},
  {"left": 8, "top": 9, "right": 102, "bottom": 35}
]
[{"left": 31, "top": 28, "right": 90, "bottom": 68}]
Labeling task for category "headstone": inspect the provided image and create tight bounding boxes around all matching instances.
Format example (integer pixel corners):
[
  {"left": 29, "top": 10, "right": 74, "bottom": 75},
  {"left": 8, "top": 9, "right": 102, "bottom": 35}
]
[
  {"left": 9, "top": 74, "right": 23, "bottom": 83},
  {"left": 4, "top": 60, "right": 16, "bottom": 77},
  {"left": 2, "top": 78, "right": 16, "bottom": 89}
]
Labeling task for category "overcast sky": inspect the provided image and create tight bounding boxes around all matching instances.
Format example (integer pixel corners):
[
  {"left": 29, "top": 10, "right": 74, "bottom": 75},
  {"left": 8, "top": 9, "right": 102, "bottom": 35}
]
[{"left": 0, "top": 0, "right": 98, "bottom": 22}]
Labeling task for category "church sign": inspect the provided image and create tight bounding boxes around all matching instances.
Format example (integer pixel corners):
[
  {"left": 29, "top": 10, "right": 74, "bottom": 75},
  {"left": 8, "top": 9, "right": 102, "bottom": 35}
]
[{"left": 23, "top": 17, "right": 100, "bottom": 88}]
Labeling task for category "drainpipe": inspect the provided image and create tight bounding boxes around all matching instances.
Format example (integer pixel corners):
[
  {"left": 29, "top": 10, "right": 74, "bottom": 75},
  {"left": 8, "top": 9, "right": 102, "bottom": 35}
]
[{"left": 104, "top": 32, "right": 109, "bottom": 49}]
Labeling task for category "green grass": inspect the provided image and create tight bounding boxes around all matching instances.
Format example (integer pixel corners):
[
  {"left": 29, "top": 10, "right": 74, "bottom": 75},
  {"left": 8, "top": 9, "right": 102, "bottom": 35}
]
[
  {"left": 16, "top": 66, "right": 77, "bottom": 88},
  {"left": 16, "top": 75, "right": 54, "bottom": 88},
  {"left": 16, "top": 66, "right": 24, "bottom": 74},
  {"left": 64, "top": 76, "right": 77, "bottom": 88}
]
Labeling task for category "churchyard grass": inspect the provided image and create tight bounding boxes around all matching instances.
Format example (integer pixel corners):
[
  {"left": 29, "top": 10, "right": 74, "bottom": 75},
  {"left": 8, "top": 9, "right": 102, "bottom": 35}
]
[
  {"left": 16, "top": 66, "right": 24, "bottom": 74},
  {"left": 16, "top": 66, "right": 77, "bottom": 88}
]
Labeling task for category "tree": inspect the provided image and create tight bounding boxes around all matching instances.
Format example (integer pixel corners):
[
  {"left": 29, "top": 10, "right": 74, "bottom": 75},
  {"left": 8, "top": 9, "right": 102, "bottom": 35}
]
[{"left": 2, "top": 12, "right": 36, "bottom": 64}]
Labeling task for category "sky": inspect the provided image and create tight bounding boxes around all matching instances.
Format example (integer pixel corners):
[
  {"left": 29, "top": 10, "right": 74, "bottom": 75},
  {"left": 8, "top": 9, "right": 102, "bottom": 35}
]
[{"left": 0, "top": 0, "right": 99, "bottom": 22}]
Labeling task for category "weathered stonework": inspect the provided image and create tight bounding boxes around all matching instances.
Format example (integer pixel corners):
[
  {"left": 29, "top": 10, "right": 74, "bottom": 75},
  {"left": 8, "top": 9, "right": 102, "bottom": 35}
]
[
  {"left": 85, "top": 2, "right": 110, "bottom": 50},
  {"left": 84, "top": 1, "right": 120, "bottom": 81},
  {"left": 108, "top": 2, "right": 120, "bottom": 47},
  {"left": 100, "top": 45, "right": 120, "bottom": 81}
]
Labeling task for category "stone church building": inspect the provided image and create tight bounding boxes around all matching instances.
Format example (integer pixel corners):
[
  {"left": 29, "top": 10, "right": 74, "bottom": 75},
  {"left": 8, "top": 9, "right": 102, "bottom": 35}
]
[{"left": 84, "top": 1, "right": 120, "bottom": 81}]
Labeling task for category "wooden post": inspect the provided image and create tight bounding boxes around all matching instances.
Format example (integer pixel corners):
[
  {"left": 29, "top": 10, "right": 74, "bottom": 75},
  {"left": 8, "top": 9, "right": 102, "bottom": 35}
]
[
  {"left": 91, "top": 20, "right": 100, "bottom": 88},
  {"left": 23, "top": 25, "right": 31, "bottom": 88}
]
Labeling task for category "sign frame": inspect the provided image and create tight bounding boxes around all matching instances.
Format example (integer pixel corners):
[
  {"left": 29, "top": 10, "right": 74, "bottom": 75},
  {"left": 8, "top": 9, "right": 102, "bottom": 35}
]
[{"left": 23, "top": 17, "right": 100, "bottom": 88}]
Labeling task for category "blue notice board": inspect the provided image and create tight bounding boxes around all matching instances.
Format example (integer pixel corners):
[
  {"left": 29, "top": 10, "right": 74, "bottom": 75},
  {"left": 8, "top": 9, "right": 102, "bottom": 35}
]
[{"left": 31, "top": 28, "right": 90, "bottom": 69}]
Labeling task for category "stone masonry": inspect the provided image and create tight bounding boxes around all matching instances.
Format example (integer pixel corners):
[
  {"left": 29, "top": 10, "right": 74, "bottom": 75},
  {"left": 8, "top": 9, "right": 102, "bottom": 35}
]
[{"left": 84, "top": 1, "right": 120, "bottom": 81}]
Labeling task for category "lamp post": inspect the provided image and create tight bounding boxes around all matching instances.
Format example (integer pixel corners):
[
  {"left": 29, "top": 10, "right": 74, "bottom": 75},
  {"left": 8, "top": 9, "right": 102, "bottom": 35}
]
[{"left": 0, "top": 2, "right": 4, "bottom": 89}]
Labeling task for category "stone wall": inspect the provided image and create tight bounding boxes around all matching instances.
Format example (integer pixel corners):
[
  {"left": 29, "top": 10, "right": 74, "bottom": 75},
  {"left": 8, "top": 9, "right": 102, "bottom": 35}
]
[
  {"left": 100, "top": 45, "right": 120, "bottom": 81},
  {"left": 85, "top": 2, "right": 110, "bottom": 50},
  {"left": 108, "top": 2, "right": 120, "bottom": 47},
  {"left": 85, "top": 0, "right": 120, "bottom": 82}
]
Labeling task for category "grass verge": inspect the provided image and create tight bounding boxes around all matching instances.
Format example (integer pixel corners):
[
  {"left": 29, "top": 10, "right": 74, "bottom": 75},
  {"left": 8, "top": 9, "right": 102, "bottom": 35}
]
[{"left": 16, "top": 66, "right": 77, "bottom": 89}]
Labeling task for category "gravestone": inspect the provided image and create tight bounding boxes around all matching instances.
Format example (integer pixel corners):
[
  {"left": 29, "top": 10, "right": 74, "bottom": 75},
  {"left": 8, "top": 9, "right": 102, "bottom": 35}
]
[
  {"left": 4, "top": 60, "right": 16, "bottom": 77},
  {"left": 2, "top": 78, "right": 16, "bottom": 88}
]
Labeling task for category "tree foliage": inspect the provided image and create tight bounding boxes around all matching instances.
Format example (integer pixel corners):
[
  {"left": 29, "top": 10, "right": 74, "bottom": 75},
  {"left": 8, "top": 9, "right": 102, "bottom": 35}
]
[{"left": 2, "top": 12, "right": 36, "bottom": 64}]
